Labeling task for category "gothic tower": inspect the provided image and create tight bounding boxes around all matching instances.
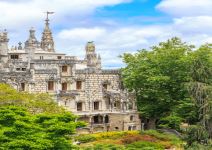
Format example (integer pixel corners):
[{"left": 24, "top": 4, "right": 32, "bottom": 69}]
[{"left": 40, "top": 13, "right": 55, "bottom": 52}]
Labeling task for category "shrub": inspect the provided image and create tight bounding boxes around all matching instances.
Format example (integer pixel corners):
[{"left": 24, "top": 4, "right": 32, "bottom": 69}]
[
  {"left": 185, "top": 142, "right": 212, "bottom": 150},
  {"left": 183, "top": 125, "right": 209, "bottom": 146},
  {"left": 83, "top": 144, "right": 125, "bottom": 150},
  {"left": 121, "top": 134, "right": 143, "bottom": 144},
  {"left": 75, "top": 134, "right": 96, "bottom": 143},
  {"left": 158, "top": 115, "right": 183, "bottom": 131},
  {"left": 126, "top": 141, "right": 164, "bottom": 150}
]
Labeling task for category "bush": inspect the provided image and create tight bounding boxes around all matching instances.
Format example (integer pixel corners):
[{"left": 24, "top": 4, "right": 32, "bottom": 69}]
[
  {"left": 83, "top": 144, "right": 125, "bottom": 150},
  {"left": 184, "top": 142, "right": 212, "bottom": 150},
  {"left": 121, "top": 134, "right": 143, "bottom": 144},
  {"left": 183, "top": 125, "right": 209, "bottom": 146},
  {"left": 126, "top": 141, "right": 164, "bottom": 150},
  {"left": 76, "top": 134, "right": 96, "bottom": 143},
  {"left": 158, "top": 115, "right": 183, "bottom": 131}
]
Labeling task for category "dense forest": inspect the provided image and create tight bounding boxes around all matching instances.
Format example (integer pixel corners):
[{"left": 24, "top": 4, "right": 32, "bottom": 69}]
[{"left": 0, "top": 37, "right": 211, "bottom": 149}]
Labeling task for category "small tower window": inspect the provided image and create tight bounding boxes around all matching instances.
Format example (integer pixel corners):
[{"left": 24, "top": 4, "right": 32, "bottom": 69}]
[
  {"left": 57, "top": 56, "right": 62, "bottom": 59},
  {"left": 62, "top": 66, "right": 68, "bottom": 72}
]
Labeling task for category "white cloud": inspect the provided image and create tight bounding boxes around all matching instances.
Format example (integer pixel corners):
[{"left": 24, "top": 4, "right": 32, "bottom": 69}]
[
  {"left": 0, "top": 0, "right": 131, "bottom": 29},
  {"left": 156, "top": 0, "right": 212, "bottom": 17},
  {"left": 56, "top": 15, "right": 212, "bottom": 68}
]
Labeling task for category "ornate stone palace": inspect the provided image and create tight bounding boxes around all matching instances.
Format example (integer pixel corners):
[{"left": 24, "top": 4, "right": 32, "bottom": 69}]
[{"left": 0, "top": 16, "right": 141, "bottom": 133}]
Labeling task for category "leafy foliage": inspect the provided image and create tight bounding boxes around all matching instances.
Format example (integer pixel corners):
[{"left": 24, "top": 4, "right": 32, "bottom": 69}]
[
  {"left": 0, "top": 84, "right": 85, "bottom": 149},
  {"left": 0, "top": 105, "right": 85, "bottom": 149},
  {"left": 121, "top": 37, "right": 194, "bottom": 129},
  {"left": 187, "top": 44, "right": 212, "bottom": 138}
]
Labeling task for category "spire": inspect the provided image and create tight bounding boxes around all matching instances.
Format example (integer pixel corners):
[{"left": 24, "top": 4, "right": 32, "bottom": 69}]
[
  {"left": 40, "top": 11, "right": 55, "bottom": 52},
  {"left": 25, "top": 27, "right": 40, "bottom": 49}
]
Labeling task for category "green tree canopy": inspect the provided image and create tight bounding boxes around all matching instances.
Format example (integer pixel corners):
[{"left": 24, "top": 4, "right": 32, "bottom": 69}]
[{"left": 121, "top": 37, "right": 196, "bottom": 129}]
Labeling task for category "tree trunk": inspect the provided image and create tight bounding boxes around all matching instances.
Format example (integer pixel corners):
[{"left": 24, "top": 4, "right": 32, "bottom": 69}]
[{"left": 147, "top": 118, "right": 156, "bottom": 130}]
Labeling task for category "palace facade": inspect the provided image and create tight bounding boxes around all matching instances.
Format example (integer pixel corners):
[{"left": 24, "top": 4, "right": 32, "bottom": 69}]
[{"left": 0, "top": 16, "right": 141, "bottom": 133}]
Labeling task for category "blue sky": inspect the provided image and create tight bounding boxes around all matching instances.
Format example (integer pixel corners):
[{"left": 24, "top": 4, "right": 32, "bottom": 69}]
[{"left": 0, "top": 0, "right": 212, "bottom": 68}]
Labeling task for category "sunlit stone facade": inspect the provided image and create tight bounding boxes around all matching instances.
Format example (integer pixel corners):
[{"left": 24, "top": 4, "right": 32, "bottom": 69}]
[{"left": 0, "top": 17, "right": 141, "bottom": 133}]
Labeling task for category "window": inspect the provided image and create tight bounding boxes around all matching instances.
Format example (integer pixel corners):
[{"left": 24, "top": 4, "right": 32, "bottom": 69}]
[
  {"left": 62, "top": 66, "right": 68, "bottom": 72},
  {"left": 57, "top": 56, "right": 62, "bottom": 59},
  {"left": 94, "top": 102, "right": 99, "bottom": 110},
  {"left": 93, "top": 115, "right": 103, "bottom": 124},
  {"left": 22, "top": 68, "right": 26, "bottom": 71},
  {"left": 16, "top": 68, "right": 20, "bottom": 71},
  {"left": 130, "top": 115, "right": 134, "bottom": 121},
  {"left": 77, "top": 102, "right": 82, "bottom": 111},
  {"left": 20, "top": 83, "right": 25, "bottom": 91},
  {"left": 48, "top": 81, "right": 54, "bottom": 91},
  {"left": 62, "top": 83, "right": 67, "bottom": 91},
  {"left": 40, "top": 56, "right": 44, "bottom": 60},
  {"left": 115, "top": 127, "right": 119, "bottom": 130},
  {"left": 128, "top": 103, "right": 133, "bottom": 110},
  {"left": 103, "top": 83, "right": 108, "bottom": 89},
  {"left": 11, "top": 55, "right": 19, "bottom": 59},
  {"left": 114, "top": 102, "right": 117, "bottom": 107},
  {"left": 105, "top": 115, "right": 109, "bottom": 123},
  {"left": 76, "top": 81, "right": 82, "bottom": 90},
  {"left": 128, "top": 126, "right": 132, "bottom": 131}
]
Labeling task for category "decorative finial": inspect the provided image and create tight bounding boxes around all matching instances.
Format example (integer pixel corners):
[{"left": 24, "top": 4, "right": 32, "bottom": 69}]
[
  {"left": 18, "top": 42, "right": 22, "bottom": 50},
  {"left": 44, "top": 11, "right": 54, "bottom": 24}
]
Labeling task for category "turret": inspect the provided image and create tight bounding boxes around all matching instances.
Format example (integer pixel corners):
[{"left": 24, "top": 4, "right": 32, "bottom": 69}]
[
  {"left": 0, "top": 30, "right": 9, "bottom": 69},
  {"left": 0, "top": 30, "right": 9, "bottom": 56},
  {"left": 85, "top": 41, "right": 101, "bottom": 69},
  {"left": 25, "top": 27, "right": 40, "bottom": 49}
]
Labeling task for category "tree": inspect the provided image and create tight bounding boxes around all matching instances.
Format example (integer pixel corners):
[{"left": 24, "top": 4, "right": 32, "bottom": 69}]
[
  {"left": 0, "top": 83, "right": 64, "bottom": 114},
  {"left": 0, "top": 106, "right": 85, "bottom": 149},
  {"left": 121, "top": 37, "right": 194, "bottom": 129},
  {"left": 188, "top": 44, "right": 212, "bottom": 138}
]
